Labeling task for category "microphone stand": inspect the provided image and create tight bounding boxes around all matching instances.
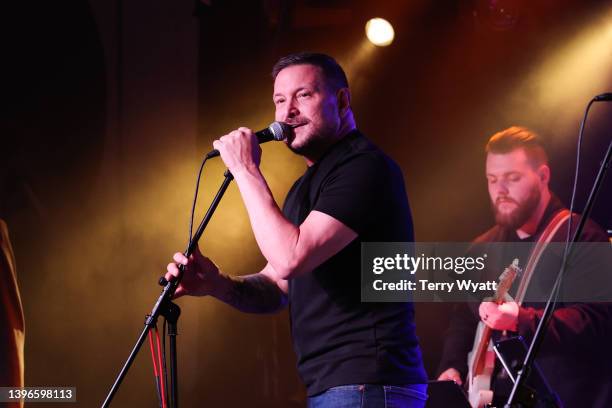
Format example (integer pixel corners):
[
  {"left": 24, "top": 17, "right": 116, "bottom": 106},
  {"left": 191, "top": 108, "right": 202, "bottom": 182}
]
[
  {"left": 102, "top": 170, "right": 235, "bottom": 408},
  {"left": 504, "top": 140, "right": 612, "bottom": 408}
]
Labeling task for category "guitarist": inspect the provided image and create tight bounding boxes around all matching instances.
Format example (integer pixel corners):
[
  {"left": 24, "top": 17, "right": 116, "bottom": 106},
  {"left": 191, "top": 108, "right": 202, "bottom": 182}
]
[{"left": 436, "top": 127, "right": 612, "bottom": 407}]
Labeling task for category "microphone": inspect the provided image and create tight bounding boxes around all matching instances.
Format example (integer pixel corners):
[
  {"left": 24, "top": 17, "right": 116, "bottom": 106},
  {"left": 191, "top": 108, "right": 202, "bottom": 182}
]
[
  {"left": 594, "top": 93, "right": 612, "bottom": 102},
  {"left": 205, "top": 121, "right": 292, "bottom": 159}
]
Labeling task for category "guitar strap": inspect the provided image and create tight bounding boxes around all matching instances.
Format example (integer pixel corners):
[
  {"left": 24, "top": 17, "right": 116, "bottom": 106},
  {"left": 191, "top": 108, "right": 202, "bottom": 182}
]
[{"left": 514, "top": 209, "right": 572, "bottom": 305}]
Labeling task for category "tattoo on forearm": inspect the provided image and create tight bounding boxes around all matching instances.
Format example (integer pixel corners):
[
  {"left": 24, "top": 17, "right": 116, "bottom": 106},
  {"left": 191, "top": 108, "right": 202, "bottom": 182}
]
[{"left": 224, "top": 274, "right": 287, "bottom": 314}]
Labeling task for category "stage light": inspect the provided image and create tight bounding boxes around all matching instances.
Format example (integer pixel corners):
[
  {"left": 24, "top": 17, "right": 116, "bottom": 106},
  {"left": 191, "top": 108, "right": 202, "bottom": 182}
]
[{"left": 365, "top": 18, "right": 395, "bottom": 47}]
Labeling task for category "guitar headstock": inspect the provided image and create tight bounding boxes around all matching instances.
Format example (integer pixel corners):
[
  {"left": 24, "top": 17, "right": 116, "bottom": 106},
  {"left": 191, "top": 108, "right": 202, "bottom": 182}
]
[
  {"left": 510, "top": 258, "right": 522, "bottom": 274},
  {"left": 494, "top": 258, "right": 522, "bottom": 301}
]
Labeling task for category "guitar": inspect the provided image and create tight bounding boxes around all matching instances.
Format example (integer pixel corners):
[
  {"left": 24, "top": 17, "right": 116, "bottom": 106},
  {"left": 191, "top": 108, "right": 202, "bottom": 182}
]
[{"left": 467, "top": 259, "right": 522, "bottom": 408}]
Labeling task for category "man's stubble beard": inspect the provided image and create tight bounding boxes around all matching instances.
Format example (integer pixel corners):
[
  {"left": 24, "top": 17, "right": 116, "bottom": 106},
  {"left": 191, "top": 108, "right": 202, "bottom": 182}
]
[
  {"left": 492, "top": 184, "right": 541, "bottom": 230},
  {"left": 287, "top": 120, "right": 338, "bottom": 157}
]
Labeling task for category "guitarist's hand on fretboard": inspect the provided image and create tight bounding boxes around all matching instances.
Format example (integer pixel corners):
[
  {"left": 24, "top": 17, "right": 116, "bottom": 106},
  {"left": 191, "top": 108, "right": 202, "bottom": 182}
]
[{"left": 478, "top": 295, "right": 519, "bottom": 332}]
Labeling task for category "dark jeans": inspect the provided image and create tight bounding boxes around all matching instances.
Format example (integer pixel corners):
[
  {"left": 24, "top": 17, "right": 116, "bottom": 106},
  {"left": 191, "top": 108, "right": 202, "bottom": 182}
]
[{"left": 308, "top": 384, "right": 428, "bottom": 408}]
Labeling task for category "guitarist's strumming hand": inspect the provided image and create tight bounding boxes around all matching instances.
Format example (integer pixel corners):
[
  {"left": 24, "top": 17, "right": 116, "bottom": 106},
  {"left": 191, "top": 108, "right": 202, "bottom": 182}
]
[{"left": 478, "top": 293, "right": 519, "bottom": 331}]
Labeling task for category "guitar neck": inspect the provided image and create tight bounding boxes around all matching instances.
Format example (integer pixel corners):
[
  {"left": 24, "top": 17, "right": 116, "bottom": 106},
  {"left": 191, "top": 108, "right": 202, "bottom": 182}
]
[
  {"left": 469, "top": 261, "right": 520, "bottom": 380},
  {"left": 471, "top": 324, "right": 493, "bottom": 378}
]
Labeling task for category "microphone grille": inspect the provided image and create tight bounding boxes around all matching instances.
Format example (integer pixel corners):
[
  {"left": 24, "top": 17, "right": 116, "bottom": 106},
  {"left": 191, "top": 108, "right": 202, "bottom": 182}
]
[{"left": 269, "top": 121, "right": 291, "bottom": 141}]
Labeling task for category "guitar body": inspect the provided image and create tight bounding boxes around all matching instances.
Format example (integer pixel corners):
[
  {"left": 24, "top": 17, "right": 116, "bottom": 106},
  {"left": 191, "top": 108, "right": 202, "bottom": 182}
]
[{"left": 467, "top": 322, "right": 495, "bottom": 408}]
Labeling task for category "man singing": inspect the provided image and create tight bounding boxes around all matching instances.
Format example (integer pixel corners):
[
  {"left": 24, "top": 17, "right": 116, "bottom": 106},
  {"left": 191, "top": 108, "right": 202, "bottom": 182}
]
[
  {"left": 437, "top": 126, "right": 612, "bottom": 407},
  {"left": 165, "top": 53, "right": 428, "bottom": 407}
]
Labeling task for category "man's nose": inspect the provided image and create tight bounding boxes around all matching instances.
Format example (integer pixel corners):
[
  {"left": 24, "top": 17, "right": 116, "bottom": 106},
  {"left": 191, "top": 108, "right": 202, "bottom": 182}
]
[
  {"left": 281, "top": 101, "right": 299, "bottom": 121},
  {"left": 496, "top": 181, "right": 509, "bottom": 196}
]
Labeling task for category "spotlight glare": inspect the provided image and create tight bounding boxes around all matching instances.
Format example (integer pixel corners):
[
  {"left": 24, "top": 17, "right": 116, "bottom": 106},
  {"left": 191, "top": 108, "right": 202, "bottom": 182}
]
[{"left": 365, "top": 18, "right": 395, "bottom": 47}]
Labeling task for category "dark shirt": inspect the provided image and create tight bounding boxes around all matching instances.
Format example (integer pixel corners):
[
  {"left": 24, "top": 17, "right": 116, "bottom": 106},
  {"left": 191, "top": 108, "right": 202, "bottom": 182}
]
[
  {"left": 438, "top": 195, "right": 612, "bottom": 407},
  {"left": 282, "top": 130, "right": 427, "bottom": 396}
]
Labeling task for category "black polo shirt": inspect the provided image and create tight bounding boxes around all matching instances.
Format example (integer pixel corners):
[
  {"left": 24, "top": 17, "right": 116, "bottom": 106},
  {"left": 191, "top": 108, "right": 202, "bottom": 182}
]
[{"left": 282, "top": 130, "right": 427, "bottom": 396}]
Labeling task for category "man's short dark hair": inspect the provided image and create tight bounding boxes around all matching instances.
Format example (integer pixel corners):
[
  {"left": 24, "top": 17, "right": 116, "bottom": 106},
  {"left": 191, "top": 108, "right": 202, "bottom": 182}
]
[
  {"left": 271, "top": 52, "right": 349, "bottom": 92},
  {"left": 486, "top": 126, "right": 549, "bottom": 168}
]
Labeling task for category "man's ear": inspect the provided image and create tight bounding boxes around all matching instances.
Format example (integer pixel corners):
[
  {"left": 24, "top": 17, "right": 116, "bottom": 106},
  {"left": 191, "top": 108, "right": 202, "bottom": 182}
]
[
  {"left": 336, "top": 88, "right": 351, "bottom": 116},
  {"left": 537, "top": 164, "right": 550, "bottom": 185}
]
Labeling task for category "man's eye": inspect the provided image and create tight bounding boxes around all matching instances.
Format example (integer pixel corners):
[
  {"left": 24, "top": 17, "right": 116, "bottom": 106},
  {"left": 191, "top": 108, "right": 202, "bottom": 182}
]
[
  {"left": 275, "top": 99, "right": 285, "bottom": 105},
  {"left": 298, "top": 92, "right": 310, "bottom": 98},
  {"left": 508, "top": 176, "right": 521, "bottom": 182}
]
